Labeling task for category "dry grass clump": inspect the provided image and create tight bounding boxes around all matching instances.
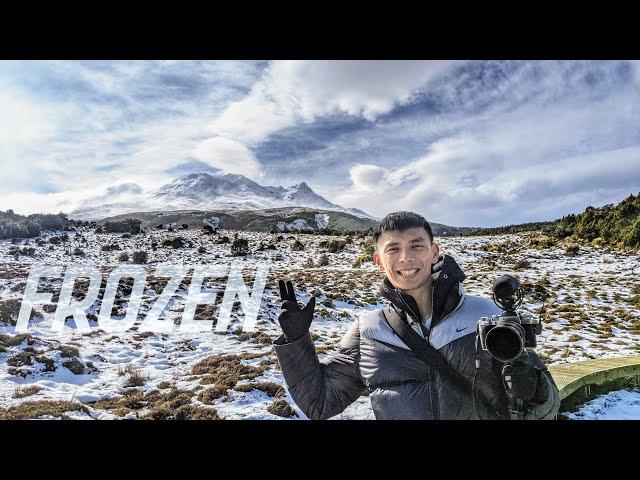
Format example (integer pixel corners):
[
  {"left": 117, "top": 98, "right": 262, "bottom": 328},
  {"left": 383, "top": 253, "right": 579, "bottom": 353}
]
[
  {"left": 124, "top": 369, "right": 146, "bottom": 387},
  {"left": 234, "top": 381, "right": 285, "bottom": 398},
  {"left": 267, "top": 398, "right": 297, "bottom": 418},
  {"left": 234, "top": 330, "right": 274, "bottom": 345},
  {"left": 59, "top": 345, "right": 80, "bottom": 358},
  {"left": 88, "top": 388, "right": 220, "bottom": 420},
  {"left": 190, "top": 354, "right": 267, "bottom": 401},
  {"left": 0, "top": 333, "right": 33, "bottom": 348},
  {"left": 0, "top": 401, "right": 90, "bottom": 420},
  {"left": 12, "top": 385, "right": 43, "bottom": 399}
]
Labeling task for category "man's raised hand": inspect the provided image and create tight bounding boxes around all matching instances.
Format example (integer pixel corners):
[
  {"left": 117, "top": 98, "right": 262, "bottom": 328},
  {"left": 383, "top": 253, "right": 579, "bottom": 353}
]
[{"left": 277, "top": 279, "right": 316, "bottom": 342}]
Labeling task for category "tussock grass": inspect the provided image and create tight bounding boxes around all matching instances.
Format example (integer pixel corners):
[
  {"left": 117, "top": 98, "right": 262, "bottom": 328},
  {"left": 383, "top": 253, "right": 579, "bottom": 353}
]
[
  {"left": 0, "top": 401, "right": 90, "bottom": 420},
  {"left": 12, "top": 384, "right": 43, "bottom": 399},
  {"left": 267, "top": 399, "right": 297, "bottom": 418},
  {"left": 234, "top": 381, "right": 285, "bottom": 398}
]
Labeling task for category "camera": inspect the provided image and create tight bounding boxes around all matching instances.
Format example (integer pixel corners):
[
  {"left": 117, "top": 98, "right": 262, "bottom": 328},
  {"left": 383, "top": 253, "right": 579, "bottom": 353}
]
[{"left": 477, "top": 274, "right": 542, "bottom": 363}]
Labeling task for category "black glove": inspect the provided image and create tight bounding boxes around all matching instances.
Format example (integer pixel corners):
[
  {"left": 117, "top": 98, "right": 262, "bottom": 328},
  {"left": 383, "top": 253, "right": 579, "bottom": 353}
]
[
  {"left": 502, "top": 355, "right": 545, "bottom": 403},
  {"left": 277, "top": 279, "right": 316, "bottom": 343}
]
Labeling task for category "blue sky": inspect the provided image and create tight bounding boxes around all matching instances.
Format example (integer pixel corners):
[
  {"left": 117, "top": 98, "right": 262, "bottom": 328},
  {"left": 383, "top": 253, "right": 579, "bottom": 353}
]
[{"left": 0, "top": 60, "right": 639, "bottom": 227}]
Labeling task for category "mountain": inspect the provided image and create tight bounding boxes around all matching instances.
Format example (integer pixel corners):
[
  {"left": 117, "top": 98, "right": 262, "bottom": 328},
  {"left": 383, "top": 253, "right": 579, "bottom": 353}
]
[{"left": 70, "top": 173, "right": 377, "bottom": 221}]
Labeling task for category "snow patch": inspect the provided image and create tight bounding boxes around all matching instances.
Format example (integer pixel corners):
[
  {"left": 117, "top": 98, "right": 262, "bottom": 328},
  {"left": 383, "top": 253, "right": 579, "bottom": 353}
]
[
  {"left": 277, "top": 219, "right": 313, "bottom": 231},
  {"left": 203, "top": 216, "right": 219, "bottom": 228},
  {"left": 315, "top": 213, "right": 329, "bottom": 229},
  {"left": 566, "top": 389, "right": 640, "bottom": 420}
]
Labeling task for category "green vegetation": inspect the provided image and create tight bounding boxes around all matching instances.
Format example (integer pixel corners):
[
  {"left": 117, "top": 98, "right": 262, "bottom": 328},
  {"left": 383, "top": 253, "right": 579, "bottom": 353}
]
[
  {"left": 467, "top": 192, "right": 640, "bottom": 250},
  {"left": 352, "top": 238, "right": 375, "bottom": 268},
  {"left": 0, "top": 210, "right": 70, "bottom": 239}
]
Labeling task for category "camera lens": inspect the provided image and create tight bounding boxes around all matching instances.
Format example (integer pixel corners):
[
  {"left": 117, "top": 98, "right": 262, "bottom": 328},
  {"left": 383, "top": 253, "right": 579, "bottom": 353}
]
[{"left": 485, "top": 322, "right": 524, "bottom": 362}]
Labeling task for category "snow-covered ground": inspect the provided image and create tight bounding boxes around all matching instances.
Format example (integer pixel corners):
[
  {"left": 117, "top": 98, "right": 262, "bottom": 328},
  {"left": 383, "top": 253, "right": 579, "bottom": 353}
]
[
  {"left": 0, "top": 226, "right": 638, "bottom": 419},
  {"left": 565, "top": 389, "right": 640, "bottom": 420}
]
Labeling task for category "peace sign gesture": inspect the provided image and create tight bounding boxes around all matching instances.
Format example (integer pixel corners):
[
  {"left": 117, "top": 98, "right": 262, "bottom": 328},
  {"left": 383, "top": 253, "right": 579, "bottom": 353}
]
[{"left": 277, "top": 279, "right": 316, "bottom": 342}]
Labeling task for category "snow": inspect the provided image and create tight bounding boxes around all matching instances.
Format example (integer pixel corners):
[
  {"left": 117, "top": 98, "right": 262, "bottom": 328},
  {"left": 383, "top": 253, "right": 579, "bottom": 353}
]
[
  {"left": 1, "top": 227, "right": 639, "bottom": 419},
  {"left": 315, "top": 213, "right": 329, "bottom": 229},
  {"left": 70, "top": 173, "right": 374, "bottom": 220},
  {"left": 203, "top": 217, "right": 219, "bottom": 229},
  {"left": 565, "top": 389, "right": 640, "bottom": 420},
  {"left": 276, "top": 219, "right": 313, "bottom": 231}
]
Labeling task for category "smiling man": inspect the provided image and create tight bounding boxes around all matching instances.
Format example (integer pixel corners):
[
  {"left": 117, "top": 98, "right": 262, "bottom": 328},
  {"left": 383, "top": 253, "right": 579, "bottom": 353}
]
[{"left": 274, "top": 211, "right": 560, "bottom": 420}]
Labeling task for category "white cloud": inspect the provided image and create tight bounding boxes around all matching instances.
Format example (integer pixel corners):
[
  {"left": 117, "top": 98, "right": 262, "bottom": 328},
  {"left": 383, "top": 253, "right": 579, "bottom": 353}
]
[
  {"left": 208, "top": 60, "right": 457, "bottom": 144},
  {"left": 333, "top": 65, "right": 640, "bottom": 226},
  {"left": 192, "top": 137, "right": 263, "bottom": 180},
  {"left": 348, "top": 164, "right": 390, "bottom": 192}
]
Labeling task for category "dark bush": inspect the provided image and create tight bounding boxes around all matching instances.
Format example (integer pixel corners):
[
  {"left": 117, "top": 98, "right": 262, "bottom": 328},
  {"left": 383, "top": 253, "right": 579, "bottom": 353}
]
[
  {"left": 132, "top": 251, "right": 148, "bottom": 264},
  {"left": 103, "top": 218, "right": 141, "bottom": 234},
  {"left": 231, "top": 234, "right": 249, "bottom": 256}
]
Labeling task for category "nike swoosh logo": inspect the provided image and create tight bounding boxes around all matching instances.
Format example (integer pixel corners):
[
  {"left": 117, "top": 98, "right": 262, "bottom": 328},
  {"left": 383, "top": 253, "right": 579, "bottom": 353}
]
[{"left": 455, "top": 326, "right": 468, "bottom": 332}]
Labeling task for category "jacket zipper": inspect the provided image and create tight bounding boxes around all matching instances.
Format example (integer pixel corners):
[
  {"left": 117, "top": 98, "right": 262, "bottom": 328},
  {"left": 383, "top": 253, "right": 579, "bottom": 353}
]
[{"left": 393, "top": 282, "right": 465, "bottom": 420}]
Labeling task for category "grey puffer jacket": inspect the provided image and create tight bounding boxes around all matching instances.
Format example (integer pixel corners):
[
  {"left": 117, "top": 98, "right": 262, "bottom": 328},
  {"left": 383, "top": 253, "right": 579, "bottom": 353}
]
[{"left": 273, "top": 254, "right": 560, "bottom": 420}]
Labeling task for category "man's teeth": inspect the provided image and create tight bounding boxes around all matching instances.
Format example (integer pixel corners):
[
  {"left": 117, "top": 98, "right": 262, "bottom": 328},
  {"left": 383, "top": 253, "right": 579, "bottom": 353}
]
[{"left": 398, "top": 269, "right": 419, "bottom": 276}]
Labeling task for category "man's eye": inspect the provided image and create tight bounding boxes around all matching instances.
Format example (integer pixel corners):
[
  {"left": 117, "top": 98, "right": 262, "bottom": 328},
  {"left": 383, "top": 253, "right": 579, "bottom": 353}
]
[
  {"left": 413, "top": 245, "right": 424, "bottom": 249},
  {"left": 387, "top": 248, "right": 399, "bottom": 253}
]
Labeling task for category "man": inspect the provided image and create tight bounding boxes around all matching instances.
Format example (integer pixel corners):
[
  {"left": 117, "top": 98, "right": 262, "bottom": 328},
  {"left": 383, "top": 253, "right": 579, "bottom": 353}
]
[{"left": 273, "top": 211, "right": 560, "bottom": 420}]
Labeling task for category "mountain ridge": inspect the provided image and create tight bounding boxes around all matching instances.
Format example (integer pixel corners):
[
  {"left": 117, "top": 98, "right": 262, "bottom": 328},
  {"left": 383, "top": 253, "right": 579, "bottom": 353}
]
[{"left": 70, "top": 172, "right": 377, "bottom": 221}]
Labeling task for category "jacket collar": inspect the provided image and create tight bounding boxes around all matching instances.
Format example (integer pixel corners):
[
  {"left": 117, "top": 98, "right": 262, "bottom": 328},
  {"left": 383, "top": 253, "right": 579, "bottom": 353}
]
[{"left": 379, "top": 254, "right": 466, "bottom": 329}]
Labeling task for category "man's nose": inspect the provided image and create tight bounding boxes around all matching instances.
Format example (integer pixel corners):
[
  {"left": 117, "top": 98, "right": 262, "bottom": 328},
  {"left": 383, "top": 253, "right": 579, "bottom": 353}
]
[{"left": 398, "top": 248, "right": 415, "bottom": 263}]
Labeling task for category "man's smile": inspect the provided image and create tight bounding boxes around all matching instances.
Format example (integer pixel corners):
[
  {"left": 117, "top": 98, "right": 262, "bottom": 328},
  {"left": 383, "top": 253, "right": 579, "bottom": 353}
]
[{"left": 396, "top": 268, "right": 421, "bottom": 278}]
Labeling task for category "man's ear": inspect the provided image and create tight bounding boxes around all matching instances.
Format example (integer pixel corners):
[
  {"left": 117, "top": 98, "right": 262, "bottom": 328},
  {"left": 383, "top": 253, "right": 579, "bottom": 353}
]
[
  {"left": 431, "top": 241, "right": 440, "bottom": 261},
  {"left": 373, "top": 251, "right": 384, "bottom": 271}
]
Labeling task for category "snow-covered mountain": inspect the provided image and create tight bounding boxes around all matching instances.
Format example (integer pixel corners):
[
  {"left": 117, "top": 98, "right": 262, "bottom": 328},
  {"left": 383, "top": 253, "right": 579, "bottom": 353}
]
[{"left": 70, "top": 173, "right": 376, "bottom": 221}]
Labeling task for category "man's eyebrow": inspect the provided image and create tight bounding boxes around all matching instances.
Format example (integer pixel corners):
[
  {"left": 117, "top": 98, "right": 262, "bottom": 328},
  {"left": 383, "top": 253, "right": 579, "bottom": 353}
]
[
  {"left": 409, "top": 237, "right": 427, "bottom": 243},
  {"left": 384, "top": 241, "right": 400, "bottom": 248}
]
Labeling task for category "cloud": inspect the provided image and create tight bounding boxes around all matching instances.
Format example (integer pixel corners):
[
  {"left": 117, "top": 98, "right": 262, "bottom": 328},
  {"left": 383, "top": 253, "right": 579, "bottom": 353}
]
[
  {"left": 348, "top": 164, "right": 390, "bottom": 192},
  {"left": 208, "top": 61, "right": 457, "bottom": 145},
  {"left": 192, "top": 137, "right": 262, "bottom": 180},
  {"left": 165, "top": 158, "right": 221, "bottom": 177},
  {"left": 331, "top": 62, "right": 640, "bottom": 226},
  {"left": 0, "top": 60, "right": 263, "bottom": 193}
]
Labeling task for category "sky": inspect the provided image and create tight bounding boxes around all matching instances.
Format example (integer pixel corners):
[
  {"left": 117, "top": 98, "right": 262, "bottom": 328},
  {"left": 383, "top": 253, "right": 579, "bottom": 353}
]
[{"left": 0, "top": 60, "right": 639, "bottom": 227}]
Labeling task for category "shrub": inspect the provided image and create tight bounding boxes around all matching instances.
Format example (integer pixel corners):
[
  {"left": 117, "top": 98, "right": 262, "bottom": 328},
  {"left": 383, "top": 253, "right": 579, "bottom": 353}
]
[
  {"left": 565, "top": 244, "right": 580, "bottom": 256},
  {"left": 59, "top": 345, "right": 80, "bottom": 358},
  {"left": 132, "top": 250, "right": 148, "bottom": 264},
  {"left": 118, "top": 252, "right": 130, "bottom": 262},
  {"left": 317, "top": 253, "right": 330, "bottom": 266},
  {"left": 291, "top": 239, "right": 304, "bottom": 251},
  {"left": 103, "top": 218, "right": 141, "bottom": 234},
  {"left": 162, "top": 237, "right": 192, "bottom": 249},
  {"left": 231, "top": 234, "right": 249, "bottom": 256},
  {"left": 62, "top": 358, "right": 85, "bottom": 375},
  {"left": 319, "top": 239, "right": 347, "bottom": 253}
]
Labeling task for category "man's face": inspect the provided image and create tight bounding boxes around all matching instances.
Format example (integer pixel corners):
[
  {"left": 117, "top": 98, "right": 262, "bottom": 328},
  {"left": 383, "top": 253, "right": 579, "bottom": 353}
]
[{"left": 373, "top": 227, "right": 440, "bottom": 291}]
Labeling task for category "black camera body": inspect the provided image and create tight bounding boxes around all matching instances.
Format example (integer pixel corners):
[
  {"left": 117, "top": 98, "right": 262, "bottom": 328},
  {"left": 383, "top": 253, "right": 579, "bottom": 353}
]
[{"left": 477, "top": 274, "right": 542, "bottom": 363}]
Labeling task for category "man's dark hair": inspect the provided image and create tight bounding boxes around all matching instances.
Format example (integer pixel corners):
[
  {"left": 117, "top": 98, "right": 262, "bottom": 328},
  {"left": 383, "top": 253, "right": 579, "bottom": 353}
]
[{"left": 372, "top": 211, "right": 434, "bottom": 250}]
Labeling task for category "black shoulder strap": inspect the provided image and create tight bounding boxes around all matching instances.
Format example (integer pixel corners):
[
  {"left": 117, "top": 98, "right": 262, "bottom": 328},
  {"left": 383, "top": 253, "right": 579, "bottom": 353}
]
[{"left": 382, "top": 306, "right": 474, "bottom": 397}]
